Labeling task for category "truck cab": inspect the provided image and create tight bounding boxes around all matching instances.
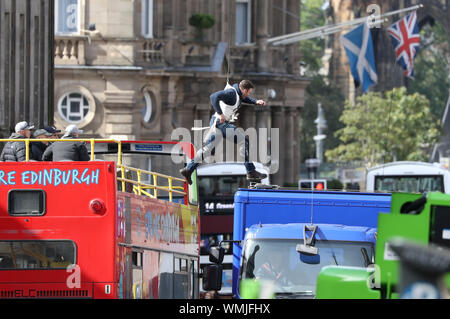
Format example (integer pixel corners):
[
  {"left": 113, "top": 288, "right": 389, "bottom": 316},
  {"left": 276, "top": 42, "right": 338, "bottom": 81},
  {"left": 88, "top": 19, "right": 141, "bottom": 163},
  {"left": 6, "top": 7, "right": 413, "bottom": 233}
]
[
  {"left": 202, "top": 188, "right": 391, "bottom": 298},
  {"left": 237, "top": 223, "right": 376, "bottom": 298},
  {"left": 315, "top": 192, "right": 450, "bottom": 299}
]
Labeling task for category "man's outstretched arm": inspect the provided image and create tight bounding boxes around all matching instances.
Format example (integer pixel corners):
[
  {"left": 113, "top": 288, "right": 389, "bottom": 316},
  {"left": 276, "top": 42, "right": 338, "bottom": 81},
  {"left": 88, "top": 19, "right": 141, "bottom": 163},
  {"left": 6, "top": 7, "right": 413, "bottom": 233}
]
[{"left": 243, "top": 96, "right": 266, "bottom": 106}]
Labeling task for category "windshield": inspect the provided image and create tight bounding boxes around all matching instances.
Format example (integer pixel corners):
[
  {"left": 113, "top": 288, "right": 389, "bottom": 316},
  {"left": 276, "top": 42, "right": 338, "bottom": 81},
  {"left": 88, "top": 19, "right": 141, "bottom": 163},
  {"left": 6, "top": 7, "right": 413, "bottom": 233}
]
[
  {"left": 198, "top": 175, "right": 247, "bottom": 197},
  {"left": 375, "top": 175, "right": 444, "bottom": 193},
  {"left": 241, "top": 239, "right": 374, "bottom": 297}
]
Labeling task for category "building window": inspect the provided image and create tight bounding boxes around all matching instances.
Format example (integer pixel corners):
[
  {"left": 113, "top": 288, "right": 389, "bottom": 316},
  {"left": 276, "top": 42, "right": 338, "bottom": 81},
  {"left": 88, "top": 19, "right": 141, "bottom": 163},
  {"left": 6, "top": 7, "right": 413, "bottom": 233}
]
[
  {"left": 142, "top": 0, "right": 154, "bottom": 38},
  {"left": 235, "top": 0, "right": 251, "bottom": 44},
  {"left": 58, "top": 92, "right": 90, "bottom": 124},
  {"left": 55, "top": 0, "right": 80, "bottom": 34},
  {"left": 141, "top": 91, "right": 153, "bottom": 123}
]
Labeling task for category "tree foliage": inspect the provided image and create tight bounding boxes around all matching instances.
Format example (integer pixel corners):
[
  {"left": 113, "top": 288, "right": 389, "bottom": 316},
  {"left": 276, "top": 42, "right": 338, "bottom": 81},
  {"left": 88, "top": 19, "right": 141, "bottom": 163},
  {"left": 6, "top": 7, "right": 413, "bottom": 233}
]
[
  {"left": 300, "top": 0, "right": 326, "bottom": 73},
  {"left": 408, "top": 21, "right": 450, "bottom": 119},
  {"left": 325, "top": 87, "right": 441, "bottom": 167},
  {"left": 189, "top": 13, "right": 215, "bottom": 42},
  {"left": 189, "top": 14, "right": 215, "bottom": 30}
]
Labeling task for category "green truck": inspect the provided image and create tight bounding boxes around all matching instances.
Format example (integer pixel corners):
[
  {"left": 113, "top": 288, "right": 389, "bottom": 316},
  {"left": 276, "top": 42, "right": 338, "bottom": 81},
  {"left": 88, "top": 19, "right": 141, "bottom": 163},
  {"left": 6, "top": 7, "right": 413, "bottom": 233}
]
[{"left": 315, "top": 192, "right": 450, "bottom": 299}]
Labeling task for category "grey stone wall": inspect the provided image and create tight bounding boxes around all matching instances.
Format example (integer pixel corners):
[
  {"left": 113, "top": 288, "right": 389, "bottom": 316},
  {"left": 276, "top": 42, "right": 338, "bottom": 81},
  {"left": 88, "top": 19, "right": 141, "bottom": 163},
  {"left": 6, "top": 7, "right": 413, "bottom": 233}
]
[{"left": 0, "top": 0, "right": 54, "bottom": 137}]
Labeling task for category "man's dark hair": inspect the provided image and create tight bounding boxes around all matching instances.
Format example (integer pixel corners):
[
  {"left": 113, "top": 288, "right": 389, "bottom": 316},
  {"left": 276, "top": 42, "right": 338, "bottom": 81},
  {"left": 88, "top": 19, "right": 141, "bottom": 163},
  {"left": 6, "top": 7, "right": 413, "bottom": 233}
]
[{"left": 239, "top": 79, "right": 254, "bottom": 91}]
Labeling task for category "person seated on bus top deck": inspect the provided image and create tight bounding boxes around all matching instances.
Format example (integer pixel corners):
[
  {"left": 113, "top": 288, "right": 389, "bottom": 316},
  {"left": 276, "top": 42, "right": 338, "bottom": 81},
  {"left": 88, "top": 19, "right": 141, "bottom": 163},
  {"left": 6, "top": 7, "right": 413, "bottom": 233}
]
[
  {"left": 42, "top": 124, "right": 90, "bottom": 161},
  {"left": 44, "top": 125, "right": 62, "bottom": 141},
  {"left": 30, "top": 129, "right": 53, "bottom": 161},
  {"left": 0, "top": 121, "right": 34, "bottom": 162}
]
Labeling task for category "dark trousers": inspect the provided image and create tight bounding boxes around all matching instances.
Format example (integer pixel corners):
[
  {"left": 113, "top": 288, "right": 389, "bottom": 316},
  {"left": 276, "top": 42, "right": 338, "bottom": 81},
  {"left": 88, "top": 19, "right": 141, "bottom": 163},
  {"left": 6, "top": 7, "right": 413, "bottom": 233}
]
[{"left": 186, "top": 116, "right": 255, "bottom": 173}]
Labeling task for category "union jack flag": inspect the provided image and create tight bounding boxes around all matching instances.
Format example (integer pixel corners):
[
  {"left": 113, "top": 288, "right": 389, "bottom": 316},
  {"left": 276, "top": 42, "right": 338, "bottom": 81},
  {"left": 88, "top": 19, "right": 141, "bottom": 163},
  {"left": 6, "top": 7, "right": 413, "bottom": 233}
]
[{"left": 387, "top": 11, "right": 421, "bottom": 79}]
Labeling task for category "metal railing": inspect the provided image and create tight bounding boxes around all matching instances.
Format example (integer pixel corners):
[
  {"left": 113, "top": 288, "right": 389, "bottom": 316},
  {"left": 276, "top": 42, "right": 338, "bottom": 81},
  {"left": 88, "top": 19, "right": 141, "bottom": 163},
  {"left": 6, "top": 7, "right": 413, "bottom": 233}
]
[
  {"left": 0, "top": 138, "right": 187, "bottom": 203},
  {"left": 117, "top": 166, "right": 186, "bottom": 202}
]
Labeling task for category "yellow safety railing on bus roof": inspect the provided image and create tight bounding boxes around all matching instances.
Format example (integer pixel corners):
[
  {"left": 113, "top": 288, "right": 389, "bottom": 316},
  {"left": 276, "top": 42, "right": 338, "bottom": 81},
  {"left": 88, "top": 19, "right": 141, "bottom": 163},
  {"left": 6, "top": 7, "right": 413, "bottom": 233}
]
[
  {"left": 0, "top": 138, "right": 187, "bottom": 203},
  {"left": 116, "top": 166, "right": 186, "bottom": 202}
]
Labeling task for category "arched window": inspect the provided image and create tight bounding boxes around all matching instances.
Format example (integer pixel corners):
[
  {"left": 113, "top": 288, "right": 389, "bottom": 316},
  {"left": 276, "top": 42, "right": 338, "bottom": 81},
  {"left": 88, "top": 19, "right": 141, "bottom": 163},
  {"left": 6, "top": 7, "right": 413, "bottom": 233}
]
[{"left": 141, "top": 90, "right": 153, "bottom": 124}]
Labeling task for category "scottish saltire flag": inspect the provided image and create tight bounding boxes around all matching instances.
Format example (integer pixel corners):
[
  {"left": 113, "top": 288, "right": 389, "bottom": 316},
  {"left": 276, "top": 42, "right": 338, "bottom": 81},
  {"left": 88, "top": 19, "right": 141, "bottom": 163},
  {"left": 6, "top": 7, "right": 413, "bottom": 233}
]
[
  {"left": 340, "top": 23, "right": 378, "bottom": 92},
  {"left": 387, "top": 11, "right": 420, "bottom": 79}
]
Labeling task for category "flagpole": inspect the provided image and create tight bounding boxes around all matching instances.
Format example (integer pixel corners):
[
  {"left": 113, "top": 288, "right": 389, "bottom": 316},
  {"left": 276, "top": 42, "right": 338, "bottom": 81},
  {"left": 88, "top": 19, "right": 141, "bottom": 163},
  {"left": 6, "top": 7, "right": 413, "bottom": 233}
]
[
  {"left": 272, "top": 19, "right": 386, "bottom": 46},
  {"left": 269, "top": 4, "right": 423, "bottom": 46},
  {"left": 376, "top": 4, "right": 422, "bottom": 20}
]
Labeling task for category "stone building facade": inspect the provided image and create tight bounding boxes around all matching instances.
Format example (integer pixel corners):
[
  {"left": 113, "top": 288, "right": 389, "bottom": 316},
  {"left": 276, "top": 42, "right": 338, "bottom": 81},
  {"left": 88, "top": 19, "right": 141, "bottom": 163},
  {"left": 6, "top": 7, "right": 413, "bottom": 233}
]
[
  {"left": 0, "top": 0, "right": 54, "bottom": 137},
  {"left": 54, "top": 0, "right": 309, "bottom": 185}
]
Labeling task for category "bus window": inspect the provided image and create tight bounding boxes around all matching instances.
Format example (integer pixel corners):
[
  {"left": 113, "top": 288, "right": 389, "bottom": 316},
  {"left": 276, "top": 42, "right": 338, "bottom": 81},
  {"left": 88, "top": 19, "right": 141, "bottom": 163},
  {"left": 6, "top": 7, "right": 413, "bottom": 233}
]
[
  {"left": 200, "top": 233, "right": 233, "bottom": 255},
  {"left": 159, "top": 252, "right": 174, "bottom": 298},
  {"left": 132, "top": 251, "right": 143, "bottom": 299},
  {"left": 190, "top": 259, "right": 199, "bottom": 299},
  {"left": 198, "top": 175, "right": 247, "bottom": 197},
  {"left": 366, "top": 162, "right": 450, "bottom": 194},
  {"left": 375, "top": 176, "right": 444, "bottom": 193},
  {"left": 8, "top": 190, "right": 46, "bottom": 216},
  {"left": 0, "top": 241, "right": 75, "bottom": 270},
  {"left": 174, "top": 256, "right": 188, "bottom": 299}
]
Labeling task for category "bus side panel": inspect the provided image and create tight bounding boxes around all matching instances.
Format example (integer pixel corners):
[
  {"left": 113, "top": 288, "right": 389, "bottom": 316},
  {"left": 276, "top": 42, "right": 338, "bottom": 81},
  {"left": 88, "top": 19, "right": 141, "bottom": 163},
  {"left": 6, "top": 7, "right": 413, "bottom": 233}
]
[
  {"left": 0, "top": 162, "right": 117, "bottom": 298},
  {"left": 142, "top": 249, "right": 160, "bottom": 299},
  {"left": 116, "top": 192, "right": 200, "bottom": 299},
  {"left": 117, "top": 192, "right": 199, "bottom": 256}
]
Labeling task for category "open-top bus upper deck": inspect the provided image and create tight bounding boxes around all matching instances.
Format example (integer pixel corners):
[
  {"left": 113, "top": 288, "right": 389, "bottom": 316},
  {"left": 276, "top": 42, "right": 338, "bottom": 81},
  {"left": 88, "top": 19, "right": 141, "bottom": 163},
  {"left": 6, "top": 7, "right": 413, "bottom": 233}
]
[{"left": 0, "top": 139, "right": 199, "bottom": 299}]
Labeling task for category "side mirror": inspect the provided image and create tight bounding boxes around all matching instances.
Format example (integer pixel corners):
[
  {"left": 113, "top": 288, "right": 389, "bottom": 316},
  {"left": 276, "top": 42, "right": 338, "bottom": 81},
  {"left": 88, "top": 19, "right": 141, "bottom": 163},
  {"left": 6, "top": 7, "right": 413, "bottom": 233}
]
[
  {"left": 209, "top": 246, "right": 225, "bottom": 264},
  {"left": 202, "top": 264, "right": 223, "bottom": 291},
  {"left": 188, "top": 170, "right": 198, "bottom": 205}
]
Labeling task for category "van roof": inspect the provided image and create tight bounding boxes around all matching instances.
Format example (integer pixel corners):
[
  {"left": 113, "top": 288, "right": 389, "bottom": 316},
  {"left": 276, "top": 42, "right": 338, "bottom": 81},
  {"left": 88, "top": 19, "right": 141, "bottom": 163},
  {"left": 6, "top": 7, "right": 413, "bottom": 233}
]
[{"left": 245, "top": 223, "right": 376, "bottom": 243}]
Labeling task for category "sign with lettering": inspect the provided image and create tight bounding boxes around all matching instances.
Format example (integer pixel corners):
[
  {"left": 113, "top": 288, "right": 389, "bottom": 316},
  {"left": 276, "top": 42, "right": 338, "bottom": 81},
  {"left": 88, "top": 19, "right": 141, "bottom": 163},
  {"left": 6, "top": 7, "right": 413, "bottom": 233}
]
[
  {"left": 117, "top": 192, "right": 199, "bottom": 255},
  {"left": 0, "top": 168, "right": 100, "bottom": 187},
  {"left": 200, "top": 197, "right": 234, "bottom": 215},
  {"left": 134, "top": 144, "right": 163, "bottom": 152}
]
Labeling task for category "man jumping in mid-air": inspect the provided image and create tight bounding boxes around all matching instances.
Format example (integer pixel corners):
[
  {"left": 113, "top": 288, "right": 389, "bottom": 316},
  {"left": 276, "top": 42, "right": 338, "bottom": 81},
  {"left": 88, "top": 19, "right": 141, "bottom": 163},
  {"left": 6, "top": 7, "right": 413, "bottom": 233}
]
[{"left": 180, "top": 79, "right": 268, "bottom": 184}]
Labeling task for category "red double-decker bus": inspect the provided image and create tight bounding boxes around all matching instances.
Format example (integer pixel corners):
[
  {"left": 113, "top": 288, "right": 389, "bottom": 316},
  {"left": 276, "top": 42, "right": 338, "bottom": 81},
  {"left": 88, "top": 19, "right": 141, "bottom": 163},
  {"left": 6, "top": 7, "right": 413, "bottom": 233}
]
[{"left": 0, "top": 139, "right": 199, "bottom": 299}]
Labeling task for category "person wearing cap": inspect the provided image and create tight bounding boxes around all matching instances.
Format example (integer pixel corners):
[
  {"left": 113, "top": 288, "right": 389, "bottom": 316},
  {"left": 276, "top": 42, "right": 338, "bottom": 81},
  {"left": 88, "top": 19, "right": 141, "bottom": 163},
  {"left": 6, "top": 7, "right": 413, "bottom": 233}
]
[
  {"left": 44, "top": 126, "right": 62, "bottom": 140},
  {"left": 42, "top": 124, "right": 90, "bottom": 161},
  {"left": 30, "top": 129, "right": 53, "bottom": 161},
  {"left": 0, "top": 121, "right": 34, "bottom": 162}
]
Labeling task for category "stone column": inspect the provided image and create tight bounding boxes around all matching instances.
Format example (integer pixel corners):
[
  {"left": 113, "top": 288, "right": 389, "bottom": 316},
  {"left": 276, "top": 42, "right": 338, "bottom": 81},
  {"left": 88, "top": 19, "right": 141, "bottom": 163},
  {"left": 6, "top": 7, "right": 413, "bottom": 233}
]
[
  {"left": 240, "top": 106, "right": 257, "bottom": 130},
  {"left": 256, "top": 0, "right": 269, "bottom": 72},
  {"left": 102, "top": 90, "right": 137, "bottom": 167},
  {"left": 286, "top": 0, "right": 300, "bottom": 33},
  {"left": 284, "top": 108, "right": 295, "bottom": 185},
  {"left": 256, "top": 107, "right": 269, "bottom": 166},
  {"left": 103, "top": 90, "right": 136, "bottom": 139},
  {"left": 196, "top": 106, "right": 212, "bottom": 129},
  {"left": 160, "top": 78, "right": 173, "bottom": 140},
  {"left": 292, "top": 108, "right": 301, "bottom": 182},
  {"left": 256, "top": 107, "right": 269, "bottom": 129},
  {"left": 177, "top": 106, "right": 195, "bottom": 131},
  {"left": 270, "top": 106, "right": 285, "bottom": 186}
]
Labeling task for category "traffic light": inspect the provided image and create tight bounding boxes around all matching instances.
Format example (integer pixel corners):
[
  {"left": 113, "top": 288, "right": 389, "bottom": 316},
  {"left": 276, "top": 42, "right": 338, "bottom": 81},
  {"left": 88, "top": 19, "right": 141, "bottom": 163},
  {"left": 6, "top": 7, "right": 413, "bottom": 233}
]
[
  {"left": 298, "top": 179, "right": 327, "bottom": 191},
  {"left": 314, "top": 181, "right": 324, "bottom": 190}
]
